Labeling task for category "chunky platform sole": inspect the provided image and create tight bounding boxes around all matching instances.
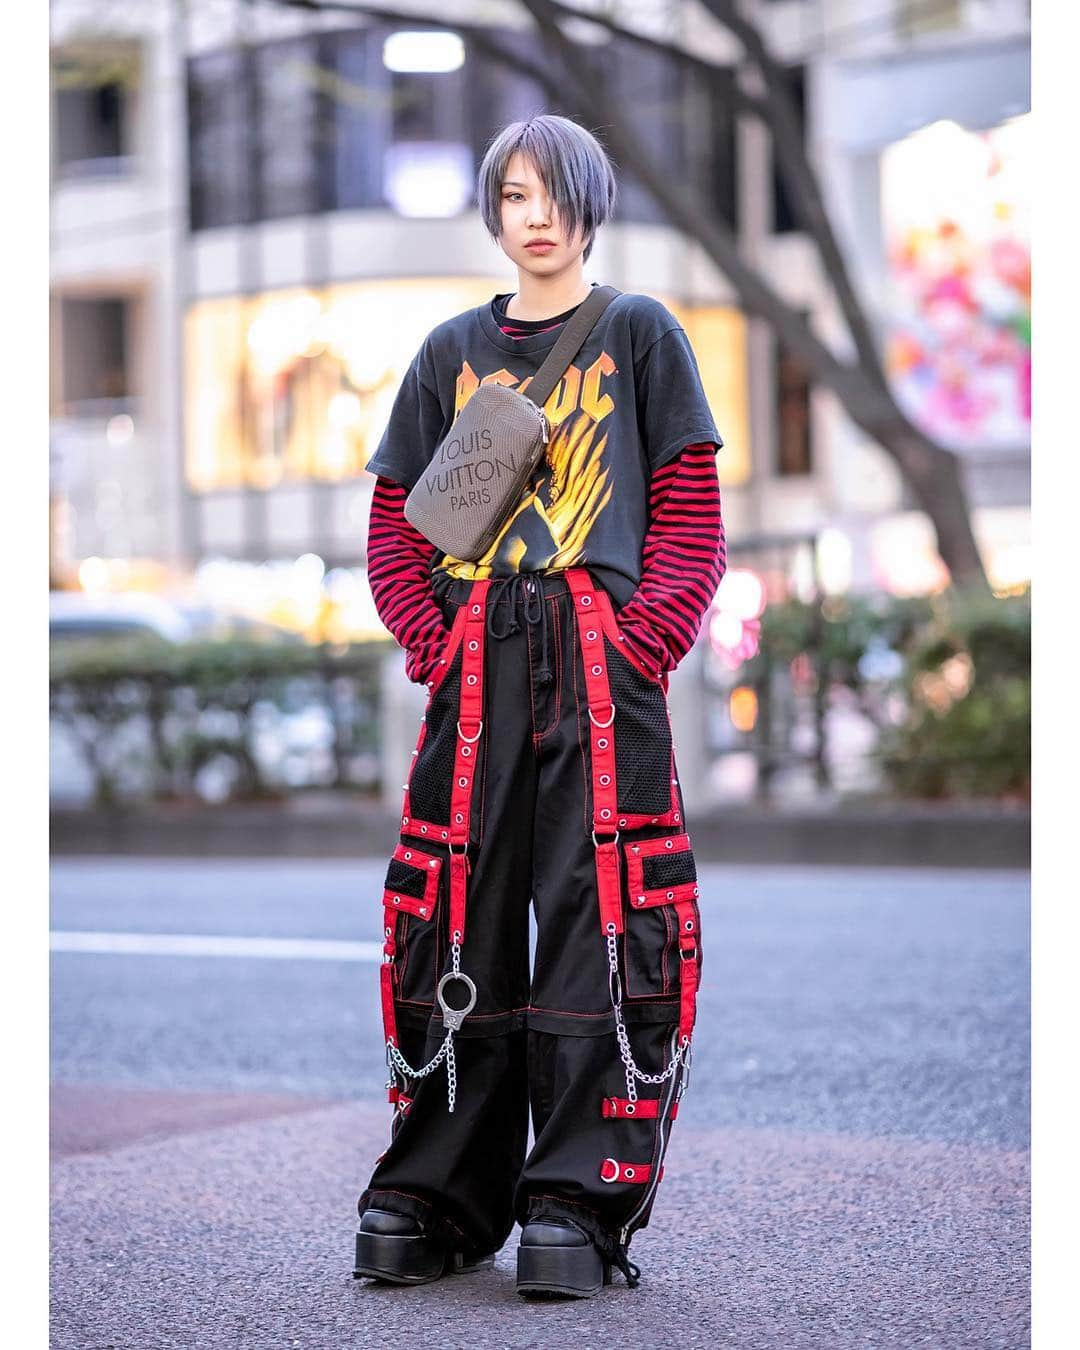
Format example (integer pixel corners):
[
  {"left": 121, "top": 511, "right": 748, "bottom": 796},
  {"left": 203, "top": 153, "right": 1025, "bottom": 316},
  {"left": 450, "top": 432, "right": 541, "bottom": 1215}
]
[
  {"left": 352, "top": 1231, "right": 495, "bottom": 1285},
  {"left": 515, "top": 1241, "right": 612, "bottom": 1299}
]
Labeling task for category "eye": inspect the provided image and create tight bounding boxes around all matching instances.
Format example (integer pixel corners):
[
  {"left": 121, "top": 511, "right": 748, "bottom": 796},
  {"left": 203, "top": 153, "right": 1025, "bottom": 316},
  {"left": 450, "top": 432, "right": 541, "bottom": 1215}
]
[{"left": 503, "top": 192, "right": 524, "bottom": 202}]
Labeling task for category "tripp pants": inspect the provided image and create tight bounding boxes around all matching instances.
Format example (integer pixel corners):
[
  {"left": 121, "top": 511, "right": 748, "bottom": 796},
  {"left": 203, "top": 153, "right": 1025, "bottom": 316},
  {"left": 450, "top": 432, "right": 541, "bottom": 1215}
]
[{"left": 357, "top": 566, "right": 702, "bottom": 1265}]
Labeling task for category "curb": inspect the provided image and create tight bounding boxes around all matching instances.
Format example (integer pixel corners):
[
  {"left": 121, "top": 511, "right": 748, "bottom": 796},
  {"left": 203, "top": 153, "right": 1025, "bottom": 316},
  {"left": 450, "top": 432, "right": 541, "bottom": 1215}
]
[{"left": 50, "top": 801, "right": 1029, "bottom": 869}]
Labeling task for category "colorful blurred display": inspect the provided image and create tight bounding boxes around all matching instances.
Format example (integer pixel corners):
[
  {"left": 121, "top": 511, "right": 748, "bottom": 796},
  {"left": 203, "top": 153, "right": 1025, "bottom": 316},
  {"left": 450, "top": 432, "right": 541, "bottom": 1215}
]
[{"left": 881, "top": 113, "right": 1030, "bottom": 450}]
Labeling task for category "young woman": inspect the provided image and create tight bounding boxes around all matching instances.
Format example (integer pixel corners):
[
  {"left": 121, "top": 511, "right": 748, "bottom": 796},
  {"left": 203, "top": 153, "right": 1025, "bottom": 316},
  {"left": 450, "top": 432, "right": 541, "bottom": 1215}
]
[{"left": 355, "top": 114, "right": 726, "bottom": 1298}]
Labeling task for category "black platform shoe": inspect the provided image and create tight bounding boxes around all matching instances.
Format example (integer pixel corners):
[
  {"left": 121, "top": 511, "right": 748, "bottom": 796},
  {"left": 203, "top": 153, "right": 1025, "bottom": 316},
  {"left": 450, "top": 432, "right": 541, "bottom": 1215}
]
[
  {"left": 352, "top": 1209, "right": 495, "bottom": 1286},
  {"left": 516, "top": 1219, "right": 612, "bottom": 1299}
]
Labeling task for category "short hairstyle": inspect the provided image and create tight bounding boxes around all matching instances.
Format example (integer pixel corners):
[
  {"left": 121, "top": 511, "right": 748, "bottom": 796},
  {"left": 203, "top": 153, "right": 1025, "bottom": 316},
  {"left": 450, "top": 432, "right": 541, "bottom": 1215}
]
[{"left": 477, "top": 113, "right": 618, "bottom": 264}]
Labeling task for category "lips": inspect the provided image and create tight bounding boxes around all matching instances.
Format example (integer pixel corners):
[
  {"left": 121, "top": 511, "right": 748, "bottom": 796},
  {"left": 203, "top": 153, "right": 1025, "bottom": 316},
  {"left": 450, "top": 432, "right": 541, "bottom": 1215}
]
[{"left": 525, "top": 241, "right": 556, "bottom": 250}]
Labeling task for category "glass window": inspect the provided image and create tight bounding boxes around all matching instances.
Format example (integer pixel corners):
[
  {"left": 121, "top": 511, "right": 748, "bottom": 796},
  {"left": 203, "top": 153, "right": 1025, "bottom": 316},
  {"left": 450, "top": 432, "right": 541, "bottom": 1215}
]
[
  {"left": 684, "top": 60, "right": 738, "bottom": 233},
  {"left": 52, "top": 46, "right": 136, "bottom": 178},
  {"left": 253, "top": 37, "right": 321, "bottom": 220},
  {"left": 187, "top": 49, "right": 254, "bottom": 229},
  {"left": 58, "top": 298, "right": 131, "bottom": 408},
  {"left": 326, "top": 29, "right": 387, "bottom": 211},
  {"left": 607, "top": 32, "right": 684, "bottom": 227},
  {"left": 775, "top": 324, "right": 813, "bottom": 476},
  {"left": 772, "top": 64, "right": 806, "bottom": 235}
]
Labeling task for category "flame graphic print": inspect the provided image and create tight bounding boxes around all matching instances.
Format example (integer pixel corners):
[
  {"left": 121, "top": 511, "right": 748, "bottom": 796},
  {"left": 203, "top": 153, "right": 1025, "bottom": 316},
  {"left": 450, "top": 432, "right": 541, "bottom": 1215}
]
[{"left": 436, "top": 356, "right": 616, "bottom": 580}]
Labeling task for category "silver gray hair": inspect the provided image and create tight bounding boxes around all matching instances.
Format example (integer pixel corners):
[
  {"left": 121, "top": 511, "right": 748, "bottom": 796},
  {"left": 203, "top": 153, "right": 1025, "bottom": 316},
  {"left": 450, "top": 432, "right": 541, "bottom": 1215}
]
[{"left": 477, "top": 113, "right": 618, "bottom": 264}]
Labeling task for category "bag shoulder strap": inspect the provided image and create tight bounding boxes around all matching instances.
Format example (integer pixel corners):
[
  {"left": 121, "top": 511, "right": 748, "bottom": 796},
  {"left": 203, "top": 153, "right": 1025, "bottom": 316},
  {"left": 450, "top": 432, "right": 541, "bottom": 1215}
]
[{"left": 524, "top": 284, "right": 621, "bottom": 410}]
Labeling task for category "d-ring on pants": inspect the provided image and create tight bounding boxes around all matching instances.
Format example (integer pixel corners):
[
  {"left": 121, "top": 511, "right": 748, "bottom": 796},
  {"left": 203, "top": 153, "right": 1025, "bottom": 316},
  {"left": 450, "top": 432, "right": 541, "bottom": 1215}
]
[{"left": 357, "top": 566, "right": 702, "bottom": 1269}]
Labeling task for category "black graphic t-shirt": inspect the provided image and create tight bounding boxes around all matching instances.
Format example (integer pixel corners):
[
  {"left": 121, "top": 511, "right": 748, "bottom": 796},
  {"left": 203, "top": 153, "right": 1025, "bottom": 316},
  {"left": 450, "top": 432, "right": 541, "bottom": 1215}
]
[{"left": 364, "top": 282, "right": 724, "bottom": 608}]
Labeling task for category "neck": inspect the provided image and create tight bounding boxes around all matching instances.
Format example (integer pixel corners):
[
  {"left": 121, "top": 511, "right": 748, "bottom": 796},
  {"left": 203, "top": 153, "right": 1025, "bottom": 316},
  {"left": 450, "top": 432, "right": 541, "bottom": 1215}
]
[{"left": 506, "top": 266, "right": 592, "bottom": 322}]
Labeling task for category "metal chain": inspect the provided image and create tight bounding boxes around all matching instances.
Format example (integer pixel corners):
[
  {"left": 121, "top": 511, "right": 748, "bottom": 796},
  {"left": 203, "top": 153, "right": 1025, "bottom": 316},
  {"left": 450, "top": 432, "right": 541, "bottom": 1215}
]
[
  {"left": 383, "top": 940, "right": 468, "bottom": 1113},
  {"left": 385, "top": 1030, "right": 459, "bottom": 1112},
  {"left": 606, "top": 931, "right": 690, "bottom": 1102}
]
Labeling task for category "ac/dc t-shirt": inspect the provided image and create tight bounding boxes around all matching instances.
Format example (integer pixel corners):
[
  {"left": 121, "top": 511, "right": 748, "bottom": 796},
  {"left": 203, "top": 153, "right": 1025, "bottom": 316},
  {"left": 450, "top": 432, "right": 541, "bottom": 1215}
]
[{"left": 363, "top": 282, "right": 724, "bottom": 608}]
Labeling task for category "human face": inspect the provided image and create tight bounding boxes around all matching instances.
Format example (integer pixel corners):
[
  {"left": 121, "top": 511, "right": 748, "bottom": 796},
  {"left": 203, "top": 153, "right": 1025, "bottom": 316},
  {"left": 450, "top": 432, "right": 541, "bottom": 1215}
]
[{"left": 498, "top": 151, "right": 586, "bottom": 276}]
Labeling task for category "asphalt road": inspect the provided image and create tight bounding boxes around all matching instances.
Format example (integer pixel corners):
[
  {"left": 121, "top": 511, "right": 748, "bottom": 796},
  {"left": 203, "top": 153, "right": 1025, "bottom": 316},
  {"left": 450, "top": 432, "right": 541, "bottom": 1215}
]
[{"left": 50, "top": 858, "right": 1029, "bottom": 1349}]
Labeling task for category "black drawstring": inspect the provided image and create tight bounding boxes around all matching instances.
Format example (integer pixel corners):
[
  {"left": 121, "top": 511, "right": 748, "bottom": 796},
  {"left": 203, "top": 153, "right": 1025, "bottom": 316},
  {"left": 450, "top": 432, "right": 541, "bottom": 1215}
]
[{"left": 485, "top": 574, "right": 553, "bottom": 684}]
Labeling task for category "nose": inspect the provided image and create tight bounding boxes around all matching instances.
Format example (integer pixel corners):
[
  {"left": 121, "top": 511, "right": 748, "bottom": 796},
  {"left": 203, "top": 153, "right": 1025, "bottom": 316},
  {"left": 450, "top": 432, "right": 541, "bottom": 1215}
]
[{"left": 527, "top": 200, "right": 551, "bottom": 228}]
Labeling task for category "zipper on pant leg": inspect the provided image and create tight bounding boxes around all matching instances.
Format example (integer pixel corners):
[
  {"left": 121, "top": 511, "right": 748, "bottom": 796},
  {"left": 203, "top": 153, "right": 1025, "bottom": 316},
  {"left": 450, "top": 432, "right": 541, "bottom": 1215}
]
[{"left": 618, "top": 1025, "right": 681, "bottom": 1245}]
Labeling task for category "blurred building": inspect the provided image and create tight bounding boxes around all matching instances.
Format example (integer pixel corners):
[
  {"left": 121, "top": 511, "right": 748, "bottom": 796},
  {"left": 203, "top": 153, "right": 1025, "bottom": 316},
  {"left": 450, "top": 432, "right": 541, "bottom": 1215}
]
[{"left": 49, "top": 0, "right": 1031, "bottom": 631}]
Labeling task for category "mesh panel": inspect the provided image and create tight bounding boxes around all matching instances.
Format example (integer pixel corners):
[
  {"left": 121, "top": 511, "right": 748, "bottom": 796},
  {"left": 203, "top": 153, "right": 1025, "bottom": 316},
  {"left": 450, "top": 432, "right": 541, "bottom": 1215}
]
[
  {"left": 408, "top": 648, "right": 463, "bottom": 825},
  {"left": 641, "top": 849, "right": 696, "bottom": 891},
  {"left": 604, "top": 636, "right": 672, "bottom": 815},
  {"left": 384, "top": 858, "right": 427, "bottom": 900}
]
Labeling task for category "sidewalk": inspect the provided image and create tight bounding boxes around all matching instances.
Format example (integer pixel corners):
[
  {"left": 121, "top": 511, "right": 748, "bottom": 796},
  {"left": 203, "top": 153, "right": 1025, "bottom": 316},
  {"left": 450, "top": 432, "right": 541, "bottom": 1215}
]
[
  {"left": 51, "top": 796, "right": 1029, "bottom": 868},
  {"left": 50, "top": 1088, "right": 1029, "bottom": 1349}
]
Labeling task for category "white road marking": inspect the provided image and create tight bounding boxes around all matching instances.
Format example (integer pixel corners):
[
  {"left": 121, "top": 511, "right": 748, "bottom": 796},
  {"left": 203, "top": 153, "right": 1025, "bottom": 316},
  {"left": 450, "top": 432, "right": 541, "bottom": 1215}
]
[{"left": 49, "top": 931, "right": 383, "bottom": 962}]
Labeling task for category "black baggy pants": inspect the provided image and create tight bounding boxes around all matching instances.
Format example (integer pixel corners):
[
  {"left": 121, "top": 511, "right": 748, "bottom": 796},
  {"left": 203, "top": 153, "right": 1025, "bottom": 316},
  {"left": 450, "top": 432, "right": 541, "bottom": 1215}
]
[{"left": 357, "top": 566, "right": 702, "bottom": 1268}]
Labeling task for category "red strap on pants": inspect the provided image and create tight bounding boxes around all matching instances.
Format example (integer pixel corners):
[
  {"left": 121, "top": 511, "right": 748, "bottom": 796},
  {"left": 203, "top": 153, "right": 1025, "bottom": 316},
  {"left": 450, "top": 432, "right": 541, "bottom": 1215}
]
[
  {"left": 599, "top": 1158, "right": 658, "bottom": 1184},
  {"left": 602, "top": 1096, "right": 679, "bottom": 1120},
  {"left": 446, "top": 580, "right": 490, "bottom": 943}
]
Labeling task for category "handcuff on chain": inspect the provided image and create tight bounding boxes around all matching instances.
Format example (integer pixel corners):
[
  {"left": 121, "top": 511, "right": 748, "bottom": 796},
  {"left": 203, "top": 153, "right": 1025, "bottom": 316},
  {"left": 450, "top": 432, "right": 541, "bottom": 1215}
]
[{"left": 385, "top": 929, "right": 477, "bottom": 1114}]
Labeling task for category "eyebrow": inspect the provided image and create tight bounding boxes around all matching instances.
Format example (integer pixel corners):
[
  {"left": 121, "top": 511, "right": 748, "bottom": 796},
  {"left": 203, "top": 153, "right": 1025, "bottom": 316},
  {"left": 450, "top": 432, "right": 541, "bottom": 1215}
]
[{"left": 501, "top": 180, "right": 528, "bottom": 187}]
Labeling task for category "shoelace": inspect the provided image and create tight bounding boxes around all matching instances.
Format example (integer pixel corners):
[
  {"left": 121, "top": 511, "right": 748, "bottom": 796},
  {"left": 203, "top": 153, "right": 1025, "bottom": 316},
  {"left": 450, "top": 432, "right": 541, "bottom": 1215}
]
[
  {"left": 609, "top": 1240, "right": 642, "bottom": 1287},
  {"left": 485, "top": 573, "right": 553, "bottom": 684}
]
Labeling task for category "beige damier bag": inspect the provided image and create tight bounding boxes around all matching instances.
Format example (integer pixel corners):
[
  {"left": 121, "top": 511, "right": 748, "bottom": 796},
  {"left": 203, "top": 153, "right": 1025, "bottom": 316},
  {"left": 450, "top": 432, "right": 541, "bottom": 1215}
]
[{"left": 404, "top": 285, "right": 620, "bottom": 561}]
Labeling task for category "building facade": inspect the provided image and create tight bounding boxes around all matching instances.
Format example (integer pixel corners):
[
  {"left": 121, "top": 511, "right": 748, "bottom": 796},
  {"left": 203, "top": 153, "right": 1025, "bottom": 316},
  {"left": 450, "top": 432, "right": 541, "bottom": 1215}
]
[{"left": 49, "top": 0, "right": 1031, "bottom": 624}]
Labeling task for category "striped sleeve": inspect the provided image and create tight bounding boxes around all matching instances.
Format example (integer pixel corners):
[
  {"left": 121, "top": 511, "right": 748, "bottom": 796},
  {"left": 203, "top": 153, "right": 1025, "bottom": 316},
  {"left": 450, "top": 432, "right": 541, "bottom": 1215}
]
[
  {"left": 366, "top": 475, "right": 452, "bottom": 685},
  {"left": 614, "top": 444, "right": 727, "bottom": 677}
]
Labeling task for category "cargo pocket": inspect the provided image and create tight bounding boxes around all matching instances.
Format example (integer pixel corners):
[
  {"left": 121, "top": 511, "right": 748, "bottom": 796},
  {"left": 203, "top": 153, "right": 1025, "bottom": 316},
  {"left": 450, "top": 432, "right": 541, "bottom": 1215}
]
[
  {"left": 405, "top": 621, "right": 467, "bottom": 838},
  {"left": 592, "top": 594, "right": 677, "bottom": 824},
  {"left": 382, "top": 842, "right": 443, "bottom": 1005},
  {"left": 621, "top": 832, "right": 700, "bottom": 998}
]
